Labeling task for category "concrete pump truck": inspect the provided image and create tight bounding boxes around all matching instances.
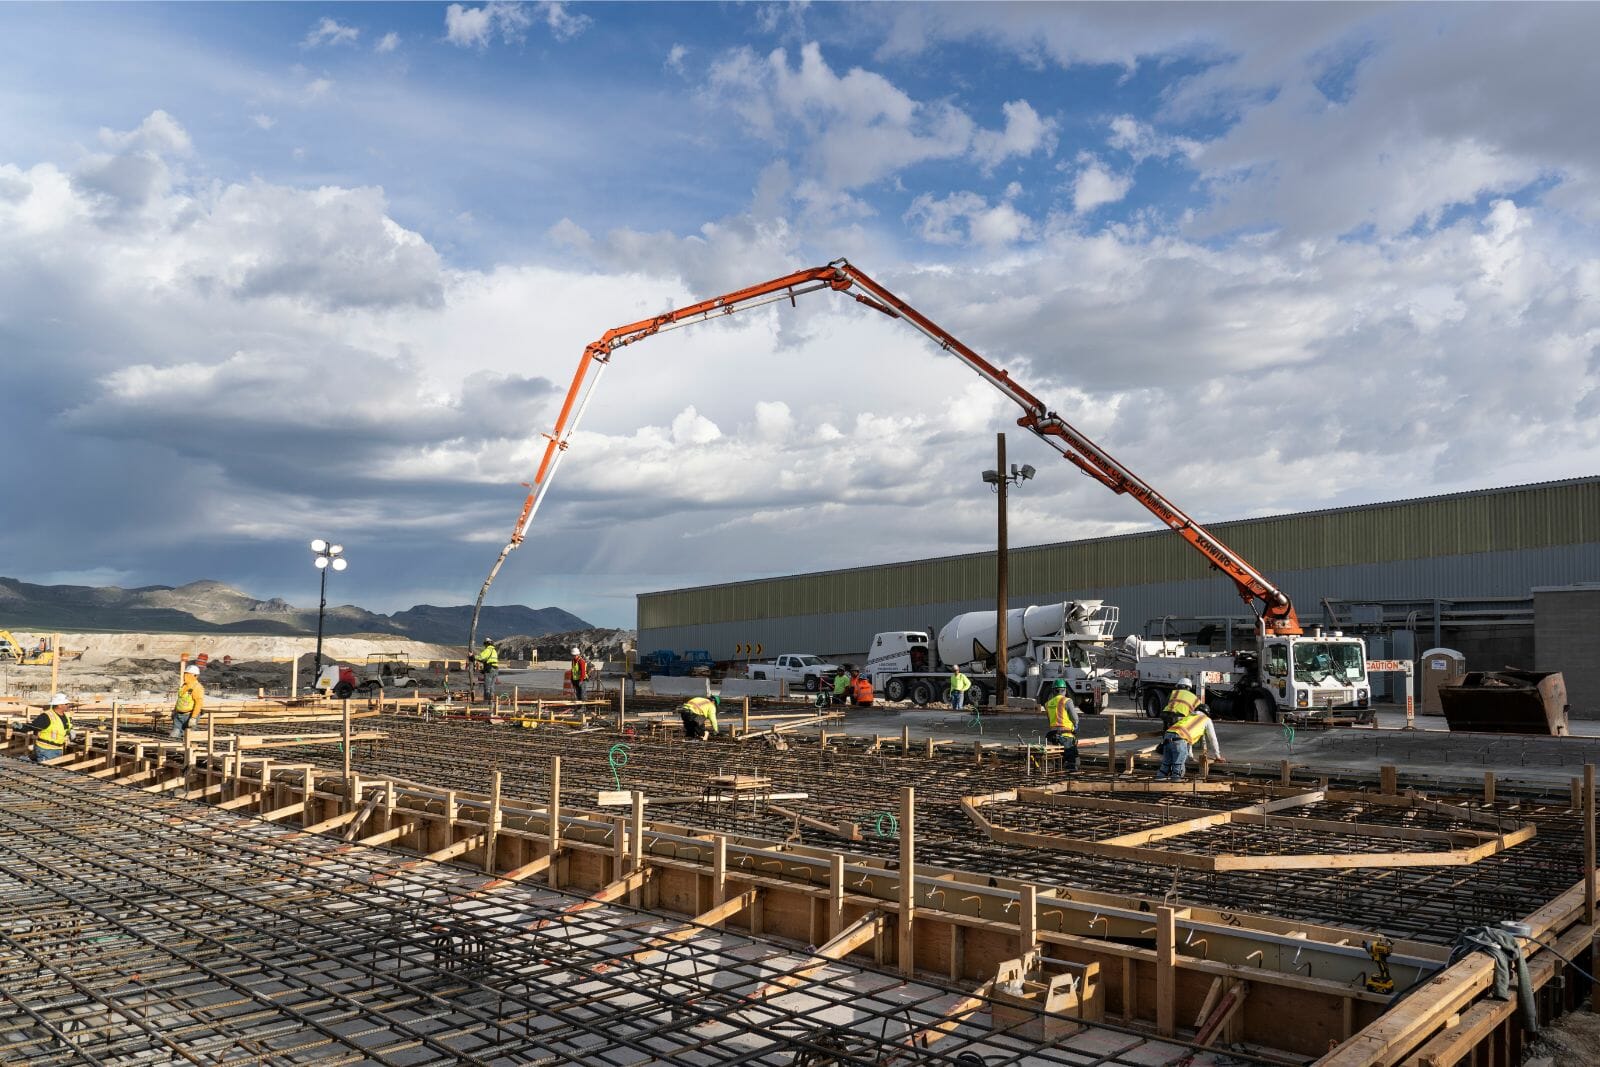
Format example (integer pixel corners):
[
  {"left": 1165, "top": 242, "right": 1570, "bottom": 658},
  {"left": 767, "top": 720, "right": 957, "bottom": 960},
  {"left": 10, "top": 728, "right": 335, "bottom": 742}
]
[{"left": 467, "top": 259, "right": 1368, "bottom": 723}]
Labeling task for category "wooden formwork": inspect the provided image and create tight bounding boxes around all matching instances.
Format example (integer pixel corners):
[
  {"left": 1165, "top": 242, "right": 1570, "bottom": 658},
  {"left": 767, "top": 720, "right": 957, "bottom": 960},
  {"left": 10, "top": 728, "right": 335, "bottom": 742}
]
[{"left": 5, "top": 720, "right": 1594, "bottom": 1065}]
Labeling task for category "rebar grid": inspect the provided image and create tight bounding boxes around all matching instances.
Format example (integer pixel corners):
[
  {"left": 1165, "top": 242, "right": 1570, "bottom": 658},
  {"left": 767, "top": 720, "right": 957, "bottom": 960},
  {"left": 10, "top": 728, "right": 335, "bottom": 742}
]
[
  {"left": 0, "top": 760, "right": 1263, "bottom": 1067},
  {"left": 187, "top": 714, "right": 1580, "bottom": 945}
]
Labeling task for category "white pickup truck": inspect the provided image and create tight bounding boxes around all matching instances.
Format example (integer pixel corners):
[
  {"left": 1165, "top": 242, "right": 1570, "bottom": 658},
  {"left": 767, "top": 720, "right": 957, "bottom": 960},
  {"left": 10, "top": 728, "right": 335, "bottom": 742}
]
[{"left": 747, "top": 653, "right": 841, "bottom": 692}]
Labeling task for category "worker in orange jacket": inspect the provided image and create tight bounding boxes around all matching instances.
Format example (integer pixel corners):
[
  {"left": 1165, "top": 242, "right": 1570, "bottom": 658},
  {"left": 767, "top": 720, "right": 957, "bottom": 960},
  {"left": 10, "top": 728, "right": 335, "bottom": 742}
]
[{"left": 851, "top": 669, "right": 874, "bottom": 708}]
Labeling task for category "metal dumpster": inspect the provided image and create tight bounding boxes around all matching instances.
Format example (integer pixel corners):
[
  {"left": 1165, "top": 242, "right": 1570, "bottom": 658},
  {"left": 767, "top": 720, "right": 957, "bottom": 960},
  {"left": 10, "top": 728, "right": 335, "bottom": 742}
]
[{"left": 1438, "top": 668, "right": 1569, "bottom": 735}]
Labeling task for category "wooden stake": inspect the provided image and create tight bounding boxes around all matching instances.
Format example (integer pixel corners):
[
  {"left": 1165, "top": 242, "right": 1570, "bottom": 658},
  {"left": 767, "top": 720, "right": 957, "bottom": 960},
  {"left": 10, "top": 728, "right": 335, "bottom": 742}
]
[
  {"left": 925, "top": 737, "right": 935, "bottom": 759},
  {"left": 50, "top": 632, "right": 60, "bottom": 696},
  {"left": 828, "top": 852, "right": 844, "bottom": 939},
  {"left": 341, "top": 698, "right": 352, "bottom": 780},
  {"left": 1107, "top": 712, "right": 1118, "bottom": 771},
  {"left": 898, "top": 786, "right": 915, "bottom": 976},
  {"left": 548, "top": 755, "right": 562, "bottom": 888},
  {"left": 1019, "top": 884, "right": 1038, "bottom": 958},
  {"left": 743, "top": 696, "right": 751, "bottom": 736},
  {"left": 901, "top": 725, "right": 911, "bottom": 755},
  {"left": 109, "top": 701, "right": 120, "bottom": 773},
  {"left": 485, "top": 769, "right": 503, "bottom": 875},
  {"left": 1380, "top": 764, "right": 1398, "bottom": 795},
  {"left": 1585, "top": 764, "right": 1595, "bottom": 926},
  {"left": 289, "top": 655, "right": 298, "bottom": 699},
  {"left": 1156, "top": 905, "right": 1177, "bottom": 1037},
  {"left": 712, "top": 834, "right": 728, "bottom": 908},
  {"left": 1280, "top": 760, "right": 1293, "bottom": 785},
  {"left": 629, "top": 790, "right": 645, "bottom": 905},
  {"left": 1483, "top": 771, "right": 1496, "bottom": 807}
]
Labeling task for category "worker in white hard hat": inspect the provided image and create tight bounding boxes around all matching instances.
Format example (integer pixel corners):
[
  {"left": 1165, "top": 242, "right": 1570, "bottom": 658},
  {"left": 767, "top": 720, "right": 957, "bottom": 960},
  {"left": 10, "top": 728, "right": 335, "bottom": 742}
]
[
  {"left": 172, "top": 663, "right": 205, "bottom": 741},
  {"left": 1155, "top": 676, "right": 1225, "bottom": 783},
  {"left": 568, "top": 646, "right": 589, "bottom": 702},
  {"left": 474, "top": 637, "right": 499, "bottom": 706},
  {"left": 26, "top": 693, "right": 75, "bottom": 763}
]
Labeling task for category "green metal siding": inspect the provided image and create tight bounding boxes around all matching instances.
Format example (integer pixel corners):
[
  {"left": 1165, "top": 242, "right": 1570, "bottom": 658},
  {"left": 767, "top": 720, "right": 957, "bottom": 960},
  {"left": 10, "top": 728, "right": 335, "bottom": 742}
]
[{"left": 638, "top": 479, "right": 1600, "bottom": 630}]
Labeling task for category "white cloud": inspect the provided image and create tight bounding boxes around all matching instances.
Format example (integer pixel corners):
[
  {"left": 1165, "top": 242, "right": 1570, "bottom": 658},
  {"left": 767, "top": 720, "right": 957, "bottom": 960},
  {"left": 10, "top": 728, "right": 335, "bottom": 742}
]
[
  {"left": 539, "top": 1, "right": 591, "bottom": 42},
  {"left": 1106, "top": 115, "right": 1199, "bottom": 163},
  {"left": 971, "top": 100, "right": 1058, "bottom": 173},
  {"left": 905, "top": 189, "right": 1035, "bottom": 247},
  {"left": 705, "top": 41, "right": 1041, "bottom": 191},
  {"left": 251, "top": 113, "right": 276, "bottom": 130},
  {"left": 665, "top": 43, "right": 689, "bottom": 75},
  {"left": 303, "top": 17, "right": 360, "bottom": 48},
  {"left": 375, "top": 31, "right": 400, "bottom": 54},
  {"left": 1071, "top": 153, "right": 1133, "bottom": 214},
  {"left": 302, "top": 77, "right": 334, "bottom": 102}
]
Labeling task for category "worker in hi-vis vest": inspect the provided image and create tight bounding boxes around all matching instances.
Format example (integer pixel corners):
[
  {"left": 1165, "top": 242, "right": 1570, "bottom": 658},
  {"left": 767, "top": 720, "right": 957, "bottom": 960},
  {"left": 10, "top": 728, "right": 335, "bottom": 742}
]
[
  {"left": 475, "top": 638, "right": 499, "bottom": 704},
  {"left": 28, "top": 693, "right": 75, "bottom": 763},
  {"left": 568, "top": 647, "right": 589, "bottom": 701},
  {"left": 830, "top": 669, "right": 850, "bottom": 706},
  {"left": 1156, "top": 677, "right": 1225, "bottom": 782},
  {"left": 173, "top": 663, "right": 204, "bottom": 740},
  {"left": 679, "top": 695, "right": 719, "bottom": 741},
  {"left": 1042, "top": 679, "right": 1080, "bottom": 772},
  {"left": 949, "top": 665, "right": 972, "bottom": 710}
]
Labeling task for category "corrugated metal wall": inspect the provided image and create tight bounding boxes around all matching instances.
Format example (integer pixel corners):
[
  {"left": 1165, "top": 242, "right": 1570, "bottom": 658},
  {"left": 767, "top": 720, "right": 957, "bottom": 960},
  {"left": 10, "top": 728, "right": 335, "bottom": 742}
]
[{"left": 638, "top": 478, "right": 1600, "bottom": 659}]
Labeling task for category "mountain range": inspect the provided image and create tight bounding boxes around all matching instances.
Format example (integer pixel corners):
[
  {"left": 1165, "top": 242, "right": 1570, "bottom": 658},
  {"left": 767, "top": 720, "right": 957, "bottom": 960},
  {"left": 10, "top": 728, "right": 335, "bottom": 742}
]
[{"left": 0, "top": 576, "right": 590, "bottom": 646}]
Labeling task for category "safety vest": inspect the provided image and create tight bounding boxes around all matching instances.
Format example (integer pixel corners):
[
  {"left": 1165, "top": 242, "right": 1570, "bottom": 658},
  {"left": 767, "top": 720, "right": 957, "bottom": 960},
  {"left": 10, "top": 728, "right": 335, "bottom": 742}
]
[
  {"left": 832, "top": 673, "right": 849, "bottom": 694},
  {"left": 570, "top": 657, "right": 588, "bottom": 681},
  {"left": 852, "top": 677, "right": 874, "bottom": 704},
  {"left": 1164, "top": 688, "right": 1199, "bottom": 718},
  {"left": 175, "top": 679, "right": 200, "bottom": 714},
  {"left": 683, "top": 697, "right": 718, "bottom": 730},
  {"left": 1043, "top": 694, "right": 1076, "bottom": 733},
  {"left": 951, "top": 671, "right": 972, "bottom": 693},
  {"left": 478, "top": 644, "right": 499, "bottom": 668},
  {"left": 1168, "top": 711, "right": 1209, "bottom": 744},
  {"left": 37, "top": 709, "right": 70, "bottom": 748}
]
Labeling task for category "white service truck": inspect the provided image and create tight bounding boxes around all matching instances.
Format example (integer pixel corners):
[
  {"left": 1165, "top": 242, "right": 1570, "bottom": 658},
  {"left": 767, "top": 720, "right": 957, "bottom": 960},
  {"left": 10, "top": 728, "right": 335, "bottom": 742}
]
[
  {"left": 747, "top": 653, "right": 842, "bottom": 692},
  {"left": 1124, "top": 627, "right": 1372, "bottom": 723},
  {"left": 865, "top": 600, "right": 1121, "bottom": 708}
]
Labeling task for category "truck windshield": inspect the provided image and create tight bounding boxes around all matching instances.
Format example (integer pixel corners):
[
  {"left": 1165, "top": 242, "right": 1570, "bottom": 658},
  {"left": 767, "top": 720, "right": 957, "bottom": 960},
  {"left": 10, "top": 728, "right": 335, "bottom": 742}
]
[
  {"left": 794, "top": 655, "right": 820, "bottom": 667},
  {"left": 1293, "top": 642, "right": 1366, "bottom": 684}
]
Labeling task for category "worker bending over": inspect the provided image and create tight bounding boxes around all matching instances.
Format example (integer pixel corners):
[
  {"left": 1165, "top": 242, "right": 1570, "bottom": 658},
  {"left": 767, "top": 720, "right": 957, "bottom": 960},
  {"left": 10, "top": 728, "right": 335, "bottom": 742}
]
[
  {"left": 173, "top": 663, "right": 204, "bottom": 740},
  {"left": 679, "top": 695, "right": 719, "bottom": 741},
  {"left": 27, "top": 693, "right": 75, "bottom": 762},
  {"left": 1042, "top": 679, "right": 1080, "bottom": 772},
  {"left": 1156, "top": 676, "right": 1226, "bottom": 783},
  {"left": 475, "top": 637, "right": 499, "bottom": 704}
]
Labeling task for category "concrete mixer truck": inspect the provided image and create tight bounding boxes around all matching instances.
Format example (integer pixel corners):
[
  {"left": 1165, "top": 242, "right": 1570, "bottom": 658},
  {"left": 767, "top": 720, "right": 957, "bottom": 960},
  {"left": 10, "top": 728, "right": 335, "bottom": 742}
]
[{"left": 863, "top": 600, "right": 1120, "bottom": 709}]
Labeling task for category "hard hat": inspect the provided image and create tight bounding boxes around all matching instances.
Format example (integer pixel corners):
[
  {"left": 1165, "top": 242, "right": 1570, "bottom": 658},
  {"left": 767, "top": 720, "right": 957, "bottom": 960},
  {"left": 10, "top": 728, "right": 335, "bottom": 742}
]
[
  {"left": 1054, "top": 678, "right": 1069, "bottom": 689},
  {"left": 483, "top": 637, "right": 494, "bottom": 644},
  {"left": 1178, "top": 677, "right": 1193, "bottom": 688},
  {"left": 47, "top": 693, "right": 71, "bottom": 706},
  {"left": 712, "top": 695, "right": 721, "bottom": 706},
  {"left": 185, "top": 664, "right": 201, "bottom": 675},
  {"left": 570, "top": 647, "right": 580, "bottom": 656}
]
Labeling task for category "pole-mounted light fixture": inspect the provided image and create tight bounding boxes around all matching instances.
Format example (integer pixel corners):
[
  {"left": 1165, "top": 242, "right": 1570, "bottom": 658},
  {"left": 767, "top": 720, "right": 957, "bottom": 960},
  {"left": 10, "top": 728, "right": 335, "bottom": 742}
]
[{"left": 309, "top": 539, "right": 349, "bottom": 691}]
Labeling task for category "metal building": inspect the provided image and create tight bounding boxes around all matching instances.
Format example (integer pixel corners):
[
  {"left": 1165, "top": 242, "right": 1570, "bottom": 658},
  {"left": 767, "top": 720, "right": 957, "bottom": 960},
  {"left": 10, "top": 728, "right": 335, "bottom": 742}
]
[{"left": 637, "top": 477, "right": 1600, "bottom": 670}]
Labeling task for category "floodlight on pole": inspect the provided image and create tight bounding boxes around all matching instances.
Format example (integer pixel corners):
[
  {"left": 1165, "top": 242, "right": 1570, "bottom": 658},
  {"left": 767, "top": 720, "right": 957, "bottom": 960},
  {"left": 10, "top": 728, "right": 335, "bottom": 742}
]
[{"left": 309, "top": 538, "right": 350, "bottom": 692}]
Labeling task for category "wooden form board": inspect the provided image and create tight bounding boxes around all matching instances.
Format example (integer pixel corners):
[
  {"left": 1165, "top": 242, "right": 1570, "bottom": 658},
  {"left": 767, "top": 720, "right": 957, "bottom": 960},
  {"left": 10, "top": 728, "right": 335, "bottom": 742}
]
[{"left": 963, "top": 784, "right": 1536, "bottom": 872}]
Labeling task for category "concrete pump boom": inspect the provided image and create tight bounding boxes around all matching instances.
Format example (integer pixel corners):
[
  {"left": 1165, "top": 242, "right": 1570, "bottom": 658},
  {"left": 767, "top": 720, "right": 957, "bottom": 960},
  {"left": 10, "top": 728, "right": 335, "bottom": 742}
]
[{"left": 468, "top": 259, "right": 1301, "bottom": 658}]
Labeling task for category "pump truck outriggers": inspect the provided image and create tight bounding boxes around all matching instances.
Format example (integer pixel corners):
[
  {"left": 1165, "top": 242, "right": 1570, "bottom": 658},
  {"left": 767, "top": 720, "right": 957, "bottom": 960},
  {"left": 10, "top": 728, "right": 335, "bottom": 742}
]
[{"left": 468, "top": 259, "right": 1369, "bottom": 723}]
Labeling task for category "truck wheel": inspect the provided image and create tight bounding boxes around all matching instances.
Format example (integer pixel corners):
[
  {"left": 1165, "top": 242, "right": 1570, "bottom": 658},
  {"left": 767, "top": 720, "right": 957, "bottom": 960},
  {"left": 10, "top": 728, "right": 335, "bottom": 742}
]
[
  {"left": 1253, "top": 696, "right": 1276, "bottom": 723},
  {"left": 968, "top": 681, "right": 989, "bottom": 708},
  {"left": 910, "top": 681, "right": 933, "bottom": 707},
  {"left": 885, "top": 678, "right": 907, "bottom": 702},
  {"left": 1142, "top": 689, "right": 1165, "bottom": 718},
  {"left": 804, "top": 675, "right": 819, "bottom": 692}
]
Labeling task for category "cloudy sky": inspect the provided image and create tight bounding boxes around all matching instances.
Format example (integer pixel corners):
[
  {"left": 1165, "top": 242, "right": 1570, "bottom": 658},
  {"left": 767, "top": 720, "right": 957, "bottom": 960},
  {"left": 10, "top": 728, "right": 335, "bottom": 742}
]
[{"left": 3, "top": 2, "right": 1598, "bottom": 628}]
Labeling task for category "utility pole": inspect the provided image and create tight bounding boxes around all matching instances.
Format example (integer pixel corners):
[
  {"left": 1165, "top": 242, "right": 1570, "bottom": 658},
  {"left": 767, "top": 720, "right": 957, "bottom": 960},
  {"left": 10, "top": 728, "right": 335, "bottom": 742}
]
[{"left": 995, "top": 432, "right": 1008, "bottom": 709}]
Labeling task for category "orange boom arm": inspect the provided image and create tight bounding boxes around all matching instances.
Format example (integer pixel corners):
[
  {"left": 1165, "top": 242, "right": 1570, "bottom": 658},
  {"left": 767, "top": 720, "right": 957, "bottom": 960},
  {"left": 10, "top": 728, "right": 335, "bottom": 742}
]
[{"left": 468, "top": 259, "right": 1299, "bottom": 654}]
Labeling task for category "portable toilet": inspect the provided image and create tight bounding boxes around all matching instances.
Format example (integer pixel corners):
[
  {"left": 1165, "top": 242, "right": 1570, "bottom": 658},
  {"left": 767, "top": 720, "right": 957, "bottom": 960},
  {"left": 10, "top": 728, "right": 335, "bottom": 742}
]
[{"left": 1421, "top": 648, "right": 1467, "bottom": 715}]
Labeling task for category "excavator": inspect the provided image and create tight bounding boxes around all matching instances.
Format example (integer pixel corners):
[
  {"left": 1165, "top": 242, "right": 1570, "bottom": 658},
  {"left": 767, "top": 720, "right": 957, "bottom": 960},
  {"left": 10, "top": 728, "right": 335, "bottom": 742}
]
[
  {"left": 0, "top": 631, "right": 84, "bottom": 667},
  {"left": 468, "top": 259, "right": 1308, "bottom": 670}
]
